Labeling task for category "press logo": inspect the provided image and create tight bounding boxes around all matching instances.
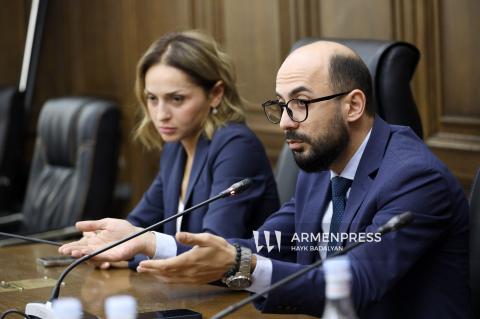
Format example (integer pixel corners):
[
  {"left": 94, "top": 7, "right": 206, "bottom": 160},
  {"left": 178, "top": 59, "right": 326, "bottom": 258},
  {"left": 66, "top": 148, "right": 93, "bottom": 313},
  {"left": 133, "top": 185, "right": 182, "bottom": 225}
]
[
  {"left": 253, "top": 230, "right": 282, "bottom": 253},
  {"left": 252, "top": 230, "right": 382, "bottom": 253}
]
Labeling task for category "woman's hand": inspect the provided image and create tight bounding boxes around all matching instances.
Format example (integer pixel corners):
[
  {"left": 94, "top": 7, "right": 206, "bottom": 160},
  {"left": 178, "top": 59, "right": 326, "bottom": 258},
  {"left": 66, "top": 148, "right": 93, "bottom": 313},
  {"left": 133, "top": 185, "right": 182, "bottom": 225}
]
[{"left": 58, "top": 218, "right": 156, "bottom": 262}]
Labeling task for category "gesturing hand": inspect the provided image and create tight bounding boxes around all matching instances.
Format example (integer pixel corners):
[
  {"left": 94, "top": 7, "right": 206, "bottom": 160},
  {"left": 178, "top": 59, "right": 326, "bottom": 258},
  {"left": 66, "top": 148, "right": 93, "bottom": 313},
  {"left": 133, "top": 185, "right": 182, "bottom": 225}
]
[
  {"left": 137, "top": 232, "right": 236, "bottom": 284},
  {"left": 58, "top": 218, "right": 155, "bottom": 262}
]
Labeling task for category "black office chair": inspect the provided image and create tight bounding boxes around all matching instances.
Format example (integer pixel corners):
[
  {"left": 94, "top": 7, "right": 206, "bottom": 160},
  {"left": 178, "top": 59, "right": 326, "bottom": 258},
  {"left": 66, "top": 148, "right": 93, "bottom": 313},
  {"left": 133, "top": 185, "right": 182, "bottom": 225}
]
[
  {"left": 470, "top": 168, "right": 480, "bottom": 318},
  {"left": 275, "top": 39, "right": 422, "bottom": 204},
  {"left": 0, "top": 97, "right": 121, "bottom": 242}
]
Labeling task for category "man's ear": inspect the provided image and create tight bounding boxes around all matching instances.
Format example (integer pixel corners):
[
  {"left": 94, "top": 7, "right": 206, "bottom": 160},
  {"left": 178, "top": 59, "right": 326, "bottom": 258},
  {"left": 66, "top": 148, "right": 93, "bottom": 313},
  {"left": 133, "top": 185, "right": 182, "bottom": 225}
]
[
  {"left": 344, "top": 89, "right": 366, "bottom": 122},
  {"left": 209, "top": 81, "right": 225, "bottom": 108}
]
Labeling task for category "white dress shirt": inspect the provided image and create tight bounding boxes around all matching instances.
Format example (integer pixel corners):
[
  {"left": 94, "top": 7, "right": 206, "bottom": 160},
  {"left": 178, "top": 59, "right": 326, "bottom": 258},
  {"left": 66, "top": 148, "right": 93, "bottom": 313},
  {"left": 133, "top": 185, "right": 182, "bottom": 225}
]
[{"left": 177, "top": 200, "right": 184, "bottom": 233}]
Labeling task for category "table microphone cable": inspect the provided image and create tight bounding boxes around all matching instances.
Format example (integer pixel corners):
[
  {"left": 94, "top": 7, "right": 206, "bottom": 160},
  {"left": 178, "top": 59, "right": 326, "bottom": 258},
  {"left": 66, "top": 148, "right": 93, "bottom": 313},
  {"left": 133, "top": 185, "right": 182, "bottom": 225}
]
[{"left": 0, "top": 309, "right": 32, "bottom": 319}]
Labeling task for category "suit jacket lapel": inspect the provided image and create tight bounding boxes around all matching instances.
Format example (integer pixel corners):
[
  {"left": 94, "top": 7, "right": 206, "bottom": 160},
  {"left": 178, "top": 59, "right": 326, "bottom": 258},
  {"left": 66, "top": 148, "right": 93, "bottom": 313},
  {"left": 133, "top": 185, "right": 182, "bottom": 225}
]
[
  {"left": 164, "top": 145, "right": 186, "bottom": 234},
  {"left": 297, "top": 172, "right": 331, "bottom": 264},
  {"left": 338, "top": 116, "right": 391, "bottom": 241},
  {"left": 184, "top": 135, "right": 209, "bottom": 207}
]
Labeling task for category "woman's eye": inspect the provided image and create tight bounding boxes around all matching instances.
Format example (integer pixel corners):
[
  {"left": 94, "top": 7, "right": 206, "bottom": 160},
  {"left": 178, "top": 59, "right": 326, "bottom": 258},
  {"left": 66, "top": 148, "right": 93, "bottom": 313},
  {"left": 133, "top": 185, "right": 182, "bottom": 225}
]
[
  {"left": 146, "top": 95, "right": 157, "bottom": 102},
  {"left": 171, "top": 95, "right": 185, "bottom": 104}
]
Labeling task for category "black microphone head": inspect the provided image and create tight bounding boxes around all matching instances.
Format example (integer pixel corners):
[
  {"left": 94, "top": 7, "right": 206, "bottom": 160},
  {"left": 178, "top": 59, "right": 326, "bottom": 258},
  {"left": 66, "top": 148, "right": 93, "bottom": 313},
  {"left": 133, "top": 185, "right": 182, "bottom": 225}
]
[
  {"left": 391, "top": 211, "right": 414, "bottom": 230},
  {"left": 220, "top": 178, "right": 253, "bottom": 197},
  {"left": 383, "top": 211, "right": 414, "bottom": 233}
]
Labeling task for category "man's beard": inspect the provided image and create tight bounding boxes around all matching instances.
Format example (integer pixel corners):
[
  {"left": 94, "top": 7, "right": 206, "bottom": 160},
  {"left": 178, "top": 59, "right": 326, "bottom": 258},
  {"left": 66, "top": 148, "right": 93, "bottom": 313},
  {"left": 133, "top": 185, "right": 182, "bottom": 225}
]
[{"left": 286, "top": 110, "right": 350, "bottom": 172}]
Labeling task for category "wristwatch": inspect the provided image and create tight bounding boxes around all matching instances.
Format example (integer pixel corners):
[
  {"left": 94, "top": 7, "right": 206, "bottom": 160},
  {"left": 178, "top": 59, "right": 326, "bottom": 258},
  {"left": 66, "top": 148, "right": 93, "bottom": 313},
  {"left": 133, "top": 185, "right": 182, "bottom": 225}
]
[{"left": 224, "top": 246, "right": 252, "bottom": 289}]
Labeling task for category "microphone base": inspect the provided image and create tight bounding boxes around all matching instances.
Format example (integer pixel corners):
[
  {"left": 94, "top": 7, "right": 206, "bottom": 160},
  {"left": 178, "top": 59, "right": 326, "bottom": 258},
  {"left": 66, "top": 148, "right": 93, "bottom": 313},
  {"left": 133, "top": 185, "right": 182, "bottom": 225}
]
[
  {"left": 25, "top": 302, "right": 98, "bottom": 319},
  {"left": 25, "top": 302, "right": 55, "bottom": 319}
]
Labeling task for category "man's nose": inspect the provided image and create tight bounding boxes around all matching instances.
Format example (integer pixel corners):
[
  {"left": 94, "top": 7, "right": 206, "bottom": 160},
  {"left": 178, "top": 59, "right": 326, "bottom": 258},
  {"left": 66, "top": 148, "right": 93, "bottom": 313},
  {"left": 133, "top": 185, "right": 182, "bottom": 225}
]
[{"left": 279, "top": 109, "right": 299, "bottom": 130}]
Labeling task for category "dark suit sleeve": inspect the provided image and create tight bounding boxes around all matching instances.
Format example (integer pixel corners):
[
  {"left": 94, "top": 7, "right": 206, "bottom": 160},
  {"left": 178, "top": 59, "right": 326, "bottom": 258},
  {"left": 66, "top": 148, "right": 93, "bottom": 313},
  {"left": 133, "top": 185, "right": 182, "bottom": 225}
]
[
  {"left": 349, "top": 166, "right": 465, "bottom": 312},
  {"left": 127, "top": 170, "right": 165, "bottom": 228},
  {"left": 200, "top": 129, "right": 278, "bottom": 238},
  {"left": 126, "top": 169, "right": 165, "bottom": 270},
  {"left": 255, "top": 165, "right": 461, "bottom": 316}
]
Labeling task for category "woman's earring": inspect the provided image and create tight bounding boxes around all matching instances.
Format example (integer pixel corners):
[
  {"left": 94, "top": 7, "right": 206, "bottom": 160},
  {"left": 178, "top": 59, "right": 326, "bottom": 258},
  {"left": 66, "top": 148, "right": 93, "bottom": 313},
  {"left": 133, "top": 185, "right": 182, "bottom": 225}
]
[{"left": 212, "top": 107, "right": 218, "bottom": 115}]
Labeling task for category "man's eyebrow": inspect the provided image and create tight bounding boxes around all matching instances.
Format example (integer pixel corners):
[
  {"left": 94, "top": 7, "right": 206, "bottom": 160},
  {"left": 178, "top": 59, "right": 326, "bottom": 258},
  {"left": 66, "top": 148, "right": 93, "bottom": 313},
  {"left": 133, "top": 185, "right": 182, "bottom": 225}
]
[{"left": 276, "top": 86, "right": 313, "bottom": 99}]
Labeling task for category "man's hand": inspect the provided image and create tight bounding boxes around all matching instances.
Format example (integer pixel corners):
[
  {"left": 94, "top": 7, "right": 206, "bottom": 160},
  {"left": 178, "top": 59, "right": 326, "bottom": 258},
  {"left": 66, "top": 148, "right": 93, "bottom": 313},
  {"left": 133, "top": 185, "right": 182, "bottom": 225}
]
[
  {"left": 58, "top": 218, "right": 156, "bottom": 261},
  {"left": 137, "top": 232, "right": 236, "bottom": 284}
]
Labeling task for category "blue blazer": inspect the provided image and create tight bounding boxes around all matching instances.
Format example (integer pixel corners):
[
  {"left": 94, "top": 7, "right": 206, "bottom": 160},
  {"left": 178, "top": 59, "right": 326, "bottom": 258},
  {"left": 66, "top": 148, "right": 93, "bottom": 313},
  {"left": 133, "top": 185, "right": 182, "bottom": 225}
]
[
  {"left": 128, "top": 122, "right": 279, "bottom": 238},
  {"left": 232, "top": 117, "right": 471, "bottom": 318}
]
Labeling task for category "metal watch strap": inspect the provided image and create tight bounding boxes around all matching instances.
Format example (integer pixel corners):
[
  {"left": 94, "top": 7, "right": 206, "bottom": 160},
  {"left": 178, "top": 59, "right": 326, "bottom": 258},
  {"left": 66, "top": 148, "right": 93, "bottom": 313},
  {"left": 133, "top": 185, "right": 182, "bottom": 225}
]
[
  {"left": 238, "top": 246, "right": 252, "bottom": 274},
  {"left": 224, "top": 246, "right": 253, "bottom": 289}
]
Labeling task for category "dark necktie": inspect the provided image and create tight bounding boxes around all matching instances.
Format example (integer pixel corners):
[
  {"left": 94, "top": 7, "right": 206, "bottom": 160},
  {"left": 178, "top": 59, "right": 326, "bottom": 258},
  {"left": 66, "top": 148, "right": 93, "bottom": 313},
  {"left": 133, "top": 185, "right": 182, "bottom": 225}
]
[{"left": 327, "top": 176, "right": 352, "bottom": 256}]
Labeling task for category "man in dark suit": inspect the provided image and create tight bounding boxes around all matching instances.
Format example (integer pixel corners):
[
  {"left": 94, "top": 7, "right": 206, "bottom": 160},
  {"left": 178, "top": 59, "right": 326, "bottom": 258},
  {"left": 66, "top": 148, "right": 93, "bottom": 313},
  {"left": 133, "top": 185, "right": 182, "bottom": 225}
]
[{"left": 60, "top": 40, "right": 471, "bottom": 318}]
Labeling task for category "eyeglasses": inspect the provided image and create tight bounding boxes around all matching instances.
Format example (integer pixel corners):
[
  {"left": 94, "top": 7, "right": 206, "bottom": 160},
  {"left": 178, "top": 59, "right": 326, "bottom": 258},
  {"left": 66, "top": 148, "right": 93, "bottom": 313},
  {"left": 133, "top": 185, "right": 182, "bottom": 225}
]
[{"left": 261, "top": 92, "right": 349, "bottom": 124}]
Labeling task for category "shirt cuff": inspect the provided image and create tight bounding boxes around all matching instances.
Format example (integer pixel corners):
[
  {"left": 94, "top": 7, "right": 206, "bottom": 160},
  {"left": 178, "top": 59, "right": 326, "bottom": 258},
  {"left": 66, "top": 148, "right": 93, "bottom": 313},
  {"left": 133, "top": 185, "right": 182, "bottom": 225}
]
[
  {"left": 246, "top": 254, "right": 272, "bottom": 295},
  {"left": 152, "top": 231, "right": 177, "bottom": 259}
]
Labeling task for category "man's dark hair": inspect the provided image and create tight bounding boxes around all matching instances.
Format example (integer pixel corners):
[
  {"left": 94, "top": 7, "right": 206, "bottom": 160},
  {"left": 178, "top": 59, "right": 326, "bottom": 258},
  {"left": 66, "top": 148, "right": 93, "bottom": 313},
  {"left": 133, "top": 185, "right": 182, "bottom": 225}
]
[{"left": 329, "top": 54, "right": 374, "bottom": 116}]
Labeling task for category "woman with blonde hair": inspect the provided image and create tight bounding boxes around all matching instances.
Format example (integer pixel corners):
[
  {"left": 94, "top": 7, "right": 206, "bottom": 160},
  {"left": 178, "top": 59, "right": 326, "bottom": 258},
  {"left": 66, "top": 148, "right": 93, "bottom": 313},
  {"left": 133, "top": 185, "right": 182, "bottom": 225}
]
[{"left": 121, "top": 30, "right": 279, "bottom": 268}]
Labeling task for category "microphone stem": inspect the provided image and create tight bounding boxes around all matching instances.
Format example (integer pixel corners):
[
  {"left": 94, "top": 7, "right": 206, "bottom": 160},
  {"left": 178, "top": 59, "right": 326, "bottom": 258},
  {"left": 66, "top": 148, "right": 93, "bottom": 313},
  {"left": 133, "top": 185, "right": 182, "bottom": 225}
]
[
  {"left": 0, "top": 232, "right": 61, "bottom": 246},
  {"left": 50, "top": 192, "right": 227, "bottom": 301}
]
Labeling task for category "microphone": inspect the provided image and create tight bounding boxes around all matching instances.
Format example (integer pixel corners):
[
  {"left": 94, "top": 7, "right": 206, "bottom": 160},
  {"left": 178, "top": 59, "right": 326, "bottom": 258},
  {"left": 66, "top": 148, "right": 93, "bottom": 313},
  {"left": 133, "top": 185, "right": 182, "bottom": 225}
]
[
  {"left": 23, "top": 179, "right": 252, "bottom": 319},
  {"left": 211, "top": 211, "right": 414, "bottom": 319},
  {"left": 219, "top": 179, "right": 252, "bottom": 197},
  {"left": 376, "top": 211, "right": 414, "bottom": 234},
  {"left": 0, "top": 232, "right": 61, "bottom": 246}
]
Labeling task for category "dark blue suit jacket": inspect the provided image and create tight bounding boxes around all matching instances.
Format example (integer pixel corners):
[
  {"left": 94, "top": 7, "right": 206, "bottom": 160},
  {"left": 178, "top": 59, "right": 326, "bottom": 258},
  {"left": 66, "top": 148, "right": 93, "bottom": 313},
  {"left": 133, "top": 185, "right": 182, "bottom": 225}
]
[
  {"left": 128, "top": 122, "right": 279, "bottom": 238},
  {"left": 232, "top": 117, "right": 471, "bottom": 318}
]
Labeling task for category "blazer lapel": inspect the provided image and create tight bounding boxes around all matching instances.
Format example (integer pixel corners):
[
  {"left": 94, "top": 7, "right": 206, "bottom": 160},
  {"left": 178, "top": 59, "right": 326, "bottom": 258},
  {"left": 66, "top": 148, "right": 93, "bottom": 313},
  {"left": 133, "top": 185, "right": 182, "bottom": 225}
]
[
  {"left": 338, "top": 116, "right": 391, "bottom": 242},
  {"left": 183, "top": 135, "right": 209, "bottom": 207},
  {"left": 164, "top": 145, "right": 186, "bottom": 234},
  {"left": 297, "top": 172, "right": 331, "bottom": 264}
]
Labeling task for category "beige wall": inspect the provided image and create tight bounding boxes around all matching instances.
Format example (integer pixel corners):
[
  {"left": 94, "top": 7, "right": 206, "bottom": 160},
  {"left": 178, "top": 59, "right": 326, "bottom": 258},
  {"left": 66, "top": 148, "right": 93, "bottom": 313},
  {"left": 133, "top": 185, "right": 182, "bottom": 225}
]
[{"left": 1, "top": 0, "right": 479, "bottom": 213}]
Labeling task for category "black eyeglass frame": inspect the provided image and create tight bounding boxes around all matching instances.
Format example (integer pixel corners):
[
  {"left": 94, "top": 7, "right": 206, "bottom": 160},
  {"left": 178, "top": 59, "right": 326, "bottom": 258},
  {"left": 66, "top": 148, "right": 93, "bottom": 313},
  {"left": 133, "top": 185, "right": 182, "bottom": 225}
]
[{"left": 261, "top": 91, "right": 350, "bottom": 124}]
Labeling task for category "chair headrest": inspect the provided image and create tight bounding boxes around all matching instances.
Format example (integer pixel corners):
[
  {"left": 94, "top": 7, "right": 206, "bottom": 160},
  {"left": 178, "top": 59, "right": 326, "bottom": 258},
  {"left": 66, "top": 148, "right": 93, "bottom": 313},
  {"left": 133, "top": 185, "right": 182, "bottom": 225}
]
[{"left": 38, "top": 98, "right": 91, "bottom": 166}]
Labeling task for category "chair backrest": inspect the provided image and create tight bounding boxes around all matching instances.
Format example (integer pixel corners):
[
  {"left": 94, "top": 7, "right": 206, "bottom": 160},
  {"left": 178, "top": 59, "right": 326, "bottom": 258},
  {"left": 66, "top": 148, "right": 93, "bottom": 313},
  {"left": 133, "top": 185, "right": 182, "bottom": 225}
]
[
  {"left": 0, "top": 86, "right": 24, "bottom": 210},
  {"left": 470, "top": 168, "right": 480, "bottom": 317},
  {"left": 275, "top": 140, "right": 300, "bottom": 205},
  {"left": 275, "top": 39, "right": 422, "bottom": 204},
  {"left": 21, "top": 97, "right": 121, "bottom": 233}
]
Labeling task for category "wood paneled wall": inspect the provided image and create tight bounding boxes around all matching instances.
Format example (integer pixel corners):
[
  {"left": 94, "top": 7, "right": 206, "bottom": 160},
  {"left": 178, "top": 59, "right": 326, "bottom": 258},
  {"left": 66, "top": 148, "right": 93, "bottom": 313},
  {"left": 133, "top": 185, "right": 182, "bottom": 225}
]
[
  {"left": 0, "top": 0, "right": 478, "bottom": 214},
  {"left": 0, "top": 0, "right": 27, "bottom": 87}
]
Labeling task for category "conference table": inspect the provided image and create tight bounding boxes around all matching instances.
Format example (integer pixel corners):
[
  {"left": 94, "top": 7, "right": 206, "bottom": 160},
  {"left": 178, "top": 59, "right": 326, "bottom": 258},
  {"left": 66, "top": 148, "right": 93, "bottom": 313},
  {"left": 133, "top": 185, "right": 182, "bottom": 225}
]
[{"left": 0, "top": 244, "right": 313, "bottom": 318}]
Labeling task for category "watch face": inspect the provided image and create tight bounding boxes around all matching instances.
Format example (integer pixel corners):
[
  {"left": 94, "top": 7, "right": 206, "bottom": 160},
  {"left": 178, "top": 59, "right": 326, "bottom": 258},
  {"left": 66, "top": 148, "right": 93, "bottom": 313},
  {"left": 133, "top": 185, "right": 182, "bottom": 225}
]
[{"left": 227, "top": 275, "right": 252, "bottom": 289}]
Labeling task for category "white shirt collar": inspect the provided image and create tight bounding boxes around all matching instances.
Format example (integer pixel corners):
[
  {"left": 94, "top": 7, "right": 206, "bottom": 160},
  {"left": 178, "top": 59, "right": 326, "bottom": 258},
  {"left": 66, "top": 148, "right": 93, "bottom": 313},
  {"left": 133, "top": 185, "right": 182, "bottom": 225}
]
[{"left": 330, "top": 129, "right": 372, "bottom": 181}]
